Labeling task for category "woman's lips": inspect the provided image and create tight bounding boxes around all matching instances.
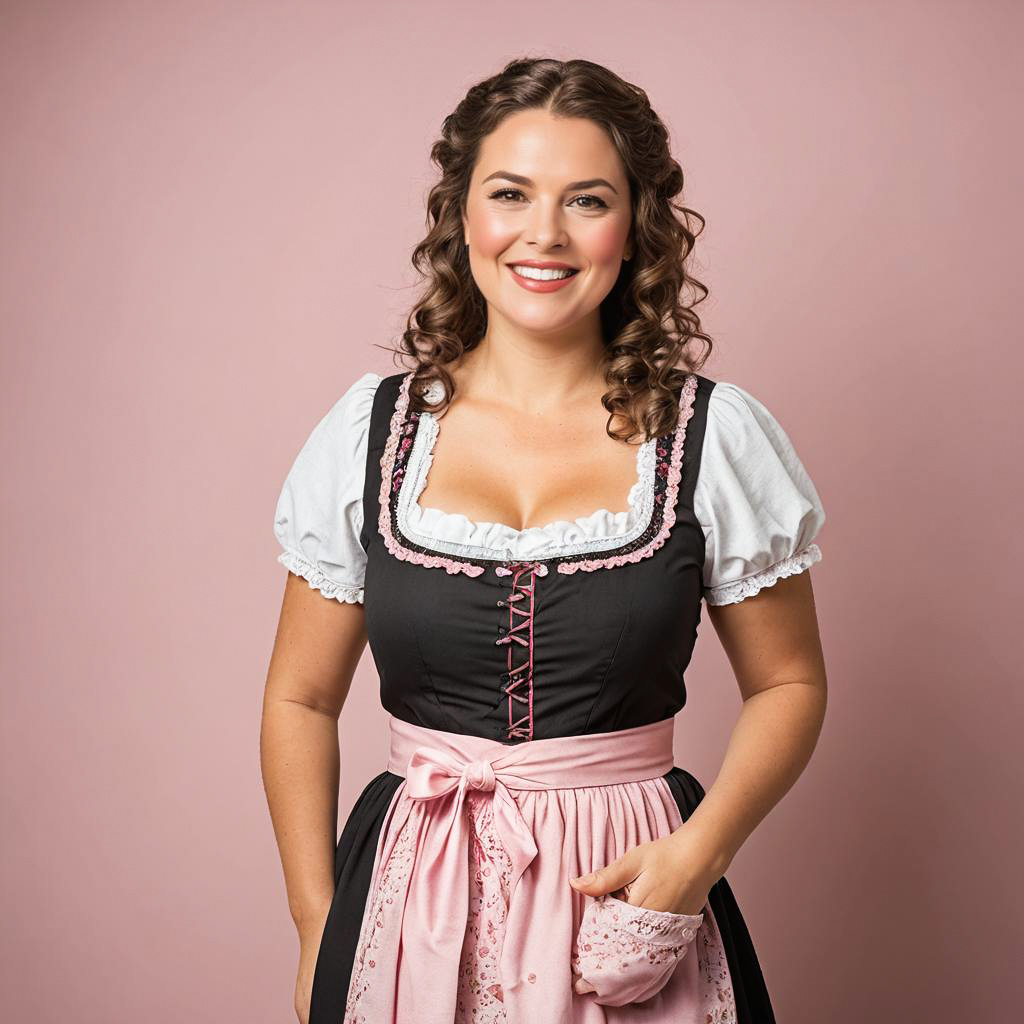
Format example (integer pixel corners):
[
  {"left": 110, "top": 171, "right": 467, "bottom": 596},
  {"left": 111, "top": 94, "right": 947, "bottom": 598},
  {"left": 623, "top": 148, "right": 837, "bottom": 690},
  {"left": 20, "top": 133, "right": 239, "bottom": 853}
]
[{"left": 506, "top": 264, "right": 580, "bottom": 293}]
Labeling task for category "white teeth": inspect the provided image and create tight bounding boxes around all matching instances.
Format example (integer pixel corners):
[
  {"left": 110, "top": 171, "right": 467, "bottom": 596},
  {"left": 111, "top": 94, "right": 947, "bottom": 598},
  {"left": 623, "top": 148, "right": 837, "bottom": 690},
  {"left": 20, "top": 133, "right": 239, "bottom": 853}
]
[{"left": 510, "top": 265, "right": 577, "bottom": 281}]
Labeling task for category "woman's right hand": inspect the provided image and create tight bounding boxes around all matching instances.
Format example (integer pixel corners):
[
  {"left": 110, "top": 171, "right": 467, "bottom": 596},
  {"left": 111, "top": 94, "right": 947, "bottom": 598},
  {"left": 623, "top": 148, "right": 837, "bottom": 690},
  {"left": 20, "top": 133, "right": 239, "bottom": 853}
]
[{"left": 294, "top": 906, "right": 331, "bottom": 1024}]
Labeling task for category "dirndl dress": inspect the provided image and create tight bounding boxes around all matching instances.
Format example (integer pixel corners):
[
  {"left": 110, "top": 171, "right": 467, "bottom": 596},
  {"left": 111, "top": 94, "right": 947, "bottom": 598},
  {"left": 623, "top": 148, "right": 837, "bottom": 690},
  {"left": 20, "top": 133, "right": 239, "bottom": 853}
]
[{"left": 272, "top": 367, "right": 827, "bottom": 1023}]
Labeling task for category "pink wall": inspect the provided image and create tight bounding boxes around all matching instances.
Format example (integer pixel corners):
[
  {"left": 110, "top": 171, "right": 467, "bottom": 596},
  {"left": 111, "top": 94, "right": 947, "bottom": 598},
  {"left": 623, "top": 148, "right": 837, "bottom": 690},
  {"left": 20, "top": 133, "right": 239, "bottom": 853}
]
[{"left": 2, "top": 1, "right": 1020, "bottom": 1020}]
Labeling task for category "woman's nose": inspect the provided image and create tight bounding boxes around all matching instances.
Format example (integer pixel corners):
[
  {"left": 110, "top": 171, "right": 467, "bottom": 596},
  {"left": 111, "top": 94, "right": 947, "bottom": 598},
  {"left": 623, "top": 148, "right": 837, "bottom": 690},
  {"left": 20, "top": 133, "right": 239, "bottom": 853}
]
[{"left": 524, "top": 200, "right": 569, "bottom": 249}]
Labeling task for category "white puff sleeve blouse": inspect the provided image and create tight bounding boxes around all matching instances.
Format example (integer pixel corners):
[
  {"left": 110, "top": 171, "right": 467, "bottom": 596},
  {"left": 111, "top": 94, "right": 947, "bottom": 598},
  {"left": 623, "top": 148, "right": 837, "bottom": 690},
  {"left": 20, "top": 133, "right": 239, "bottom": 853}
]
[
  {"left": 273, "top": 373, "right": 825, "bottom": 607},
  {"left": 696, "top": 382, "right": 826, "bottom": 606},
  {"left": 273, "top": 371, "right": 381, "bottom": 604}
]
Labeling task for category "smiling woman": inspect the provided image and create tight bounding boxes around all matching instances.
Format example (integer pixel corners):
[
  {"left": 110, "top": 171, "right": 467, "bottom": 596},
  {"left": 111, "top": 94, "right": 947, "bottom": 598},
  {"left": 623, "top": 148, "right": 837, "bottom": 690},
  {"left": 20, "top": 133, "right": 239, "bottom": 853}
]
[
  {"left": 458, "top": 116, "right": 637, "bottom": 348},
  {"left": 264, "top": 56, "right": 827, "bottom": 1024}
]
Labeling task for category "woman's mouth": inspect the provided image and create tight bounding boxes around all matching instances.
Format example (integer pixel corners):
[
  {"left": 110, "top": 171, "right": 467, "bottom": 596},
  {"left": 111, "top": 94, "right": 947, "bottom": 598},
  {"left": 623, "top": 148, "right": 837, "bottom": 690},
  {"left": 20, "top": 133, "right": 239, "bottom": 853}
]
[{"left": 507, "top": 264, "right": 580, "bottom": 293}]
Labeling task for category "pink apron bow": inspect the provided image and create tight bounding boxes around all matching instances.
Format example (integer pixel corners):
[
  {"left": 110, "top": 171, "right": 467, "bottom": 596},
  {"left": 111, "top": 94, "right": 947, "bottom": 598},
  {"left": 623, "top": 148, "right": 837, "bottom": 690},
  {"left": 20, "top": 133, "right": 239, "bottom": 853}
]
[
  {"left": 405, "top": 742, "right": 541, "bottom": 898},
  {"left": 365, "top": 743, "right": 542, "bottom": 1019}
]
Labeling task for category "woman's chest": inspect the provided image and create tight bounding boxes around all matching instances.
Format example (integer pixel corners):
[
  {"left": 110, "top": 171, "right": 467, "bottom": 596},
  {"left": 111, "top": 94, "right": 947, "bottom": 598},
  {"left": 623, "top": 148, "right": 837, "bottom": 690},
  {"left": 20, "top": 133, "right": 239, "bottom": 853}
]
[{"left": 416, "top": 400, "right": 644, "bottom": 534}]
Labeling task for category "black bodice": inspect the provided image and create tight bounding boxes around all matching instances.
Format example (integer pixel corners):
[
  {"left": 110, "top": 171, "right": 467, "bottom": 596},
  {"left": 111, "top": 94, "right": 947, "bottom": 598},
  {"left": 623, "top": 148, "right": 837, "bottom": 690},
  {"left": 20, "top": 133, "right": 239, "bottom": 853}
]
[{"left": 358, "top": 371, "right": 717, "bottom": 745}]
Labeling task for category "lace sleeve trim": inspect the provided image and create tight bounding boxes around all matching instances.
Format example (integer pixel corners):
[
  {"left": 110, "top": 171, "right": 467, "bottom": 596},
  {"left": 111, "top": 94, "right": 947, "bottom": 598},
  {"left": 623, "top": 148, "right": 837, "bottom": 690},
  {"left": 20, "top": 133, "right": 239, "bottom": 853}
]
[
  {"left": 704, "top": 543, "right": 822, "bottom": 606},
  {"left": 277, "top": 548, "right": 365, "bottom": 604}
]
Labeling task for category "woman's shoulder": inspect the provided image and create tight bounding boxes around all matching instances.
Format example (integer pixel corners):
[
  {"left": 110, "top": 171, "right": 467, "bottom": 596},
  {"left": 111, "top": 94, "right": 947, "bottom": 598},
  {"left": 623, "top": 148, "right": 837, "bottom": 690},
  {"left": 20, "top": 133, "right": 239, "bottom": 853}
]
[
  {"left": 705, "top": 376, "right": 766, "bottom": 417},
  {"left": 701, "top": 378, "right": 807, "bottom": 457},
  {"left": 306, "top": 370, "right": 385, "bottom": 439},
  {"left": 697, "top": 378, "right": 824, "bottom": 502},
  {"left": 334, "top": 369, "right": 385, "bottom": 413},
  {"left": 278, "top": 371, "right": 384, "bottom": 489}
]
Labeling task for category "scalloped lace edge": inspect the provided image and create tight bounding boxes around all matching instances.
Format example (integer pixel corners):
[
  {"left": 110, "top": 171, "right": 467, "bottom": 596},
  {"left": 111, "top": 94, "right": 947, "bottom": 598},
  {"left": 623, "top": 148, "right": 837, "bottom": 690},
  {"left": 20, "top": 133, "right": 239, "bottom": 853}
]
[
  {"left": 277, "top": 549, "right": 364, "bottom": 604},
  {"left": 381, "top": 372, "right": 697, "bottom": 575},
  {"left": 704, "top": 543, "right": 822, "bottom": 605}
]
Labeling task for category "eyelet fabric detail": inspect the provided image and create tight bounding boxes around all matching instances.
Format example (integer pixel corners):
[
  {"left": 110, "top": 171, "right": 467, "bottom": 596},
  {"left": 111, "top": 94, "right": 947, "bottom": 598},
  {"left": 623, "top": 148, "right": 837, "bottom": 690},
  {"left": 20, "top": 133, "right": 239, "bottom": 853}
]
[{"left": 571, "top": 893, "right": 704, "bottom": 1007}]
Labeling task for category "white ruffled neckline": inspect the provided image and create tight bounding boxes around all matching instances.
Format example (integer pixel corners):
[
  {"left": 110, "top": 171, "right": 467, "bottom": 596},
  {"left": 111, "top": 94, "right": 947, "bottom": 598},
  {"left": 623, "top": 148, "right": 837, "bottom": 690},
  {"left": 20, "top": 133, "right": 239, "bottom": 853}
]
[{"left": 396, "top": 380, "right": 659, "bottom": 561}]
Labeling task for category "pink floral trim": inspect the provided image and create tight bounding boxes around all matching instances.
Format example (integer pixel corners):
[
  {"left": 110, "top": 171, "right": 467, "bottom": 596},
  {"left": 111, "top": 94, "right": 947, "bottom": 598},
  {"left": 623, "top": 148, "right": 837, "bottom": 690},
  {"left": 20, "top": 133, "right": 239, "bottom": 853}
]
[
  {"left": 378, "top": 371, "right": 698, "bottom": 578},
  {"left": 556, "top": 373, "right": 698, "bottom": 574},
  {"left": 377, "top": 371, "right": 487, "bottom": 578}
]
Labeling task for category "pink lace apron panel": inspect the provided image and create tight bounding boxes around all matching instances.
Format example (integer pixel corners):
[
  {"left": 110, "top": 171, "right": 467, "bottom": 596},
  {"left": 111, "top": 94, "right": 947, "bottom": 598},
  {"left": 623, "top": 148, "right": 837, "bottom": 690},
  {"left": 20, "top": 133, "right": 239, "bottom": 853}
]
[{"left": 342, "top": 715, "right": 738, "bottom": 1023}]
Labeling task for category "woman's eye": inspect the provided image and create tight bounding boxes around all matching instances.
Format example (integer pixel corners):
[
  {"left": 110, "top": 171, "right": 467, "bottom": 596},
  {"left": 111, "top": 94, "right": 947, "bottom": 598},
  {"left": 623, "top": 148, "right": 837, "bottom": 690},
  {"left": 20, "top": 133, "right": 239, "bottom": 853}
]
[
  {"left": 486, "top": 189, "right": 608, "bottom": 210},
  {"left": 570, "top": 194, "right": 608, "bottom": 210}
]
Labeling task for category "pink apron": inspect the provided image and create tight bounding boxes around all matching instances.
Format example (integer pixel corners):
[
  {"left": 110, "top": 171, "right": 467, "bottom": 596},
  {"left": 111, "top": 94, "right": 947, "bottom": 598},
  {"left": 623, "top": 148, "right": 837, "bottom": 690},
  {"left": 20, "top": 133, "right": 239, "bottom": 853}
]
[{"left": 343, "top": 715, "right": 738, "bottom": 1023}]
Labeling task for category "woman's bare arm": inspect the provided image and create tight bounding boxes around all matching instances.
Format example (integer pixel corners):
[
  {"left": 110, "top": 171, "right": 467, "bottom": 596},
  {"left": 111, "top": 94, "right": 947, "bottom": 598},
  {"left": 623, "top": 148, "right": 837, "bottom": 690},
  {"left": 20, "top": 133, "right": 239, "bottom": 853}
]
[
  {"left": 260, "top": 571, "right": 369, "bottom": 935},
  {"left": 672, "top": 569, "right": 829, "bottom": 876}
]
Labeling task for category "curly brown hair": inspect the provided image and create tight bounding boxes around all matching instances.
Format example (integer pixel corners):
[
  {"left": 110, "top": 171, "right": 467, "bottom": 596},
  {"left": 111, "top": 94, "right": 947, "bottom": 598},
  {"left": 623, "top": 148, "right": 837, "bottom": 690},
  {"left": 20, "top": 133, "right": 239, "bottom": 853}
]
[{"left": 391, "top": 56, "right": 713, "bottom": 443}]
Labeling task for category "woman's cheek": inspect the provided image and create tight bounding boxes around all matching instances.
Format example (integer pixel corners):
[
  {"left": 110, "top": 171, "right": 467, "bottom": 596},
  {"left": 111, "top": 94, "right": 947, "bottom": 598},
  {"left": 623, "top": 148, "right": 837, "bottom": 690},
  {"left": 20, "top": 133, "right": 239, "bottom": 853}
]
[
  {"left": 471, "top": 214, "right": 517, "bottom": 261},
  {"left": 581, "top": 222, "right": 630, "bottom": 271}
]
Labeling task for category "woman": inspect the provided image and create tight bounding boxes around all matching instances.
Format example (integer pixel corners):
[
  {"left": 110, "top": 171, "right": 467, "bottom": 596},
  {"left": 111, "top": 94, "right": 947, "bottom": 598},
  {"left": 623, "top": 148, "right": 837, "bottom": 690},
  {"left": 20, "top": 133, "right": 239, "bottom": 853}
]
[{"left": 262, "top": 57, "right": 828, "bottom": 1024}]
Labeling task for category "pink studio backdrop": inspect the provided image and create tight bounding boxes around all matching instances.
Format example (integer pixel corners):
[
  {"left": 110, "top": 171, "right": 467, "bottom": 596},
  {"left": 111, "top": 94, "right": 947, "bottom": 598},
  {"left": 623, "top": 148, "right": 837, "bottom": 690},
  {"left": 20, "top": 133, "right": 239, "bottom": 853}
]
[{"left": 2, "top": 2, "right": 1020, "bottom": 1021}]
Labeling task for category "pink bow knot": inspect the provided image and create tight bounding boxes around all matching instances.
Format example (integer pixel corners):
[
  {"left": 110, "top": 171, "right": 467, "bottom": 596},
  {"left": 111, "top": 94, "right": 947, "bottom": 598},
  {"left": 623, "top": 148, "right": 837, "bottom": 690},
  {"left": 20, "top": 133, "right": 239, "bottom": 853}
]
[
  {"left": 404, "top": 745, "right": 508, "bottom": 803},
  {"left": 464, "top": 760, "right": 496, "bottom": 791},
  {"left": 401, "top": 746, "right": 538, "bottom": 873}
]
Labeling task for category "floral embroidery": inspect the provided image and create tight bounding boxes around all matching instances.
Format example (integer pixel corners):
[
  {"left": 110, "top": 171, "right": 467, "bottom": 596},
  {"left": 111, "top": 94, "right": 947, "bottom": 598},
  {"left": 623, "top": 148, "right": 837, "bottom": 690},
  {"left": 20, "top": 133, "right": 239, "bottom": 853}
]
[
  {"left": 455, "top": 791, "right": 515, "bottom": 1023},
  {"left": 694, "top": 897, "right": 739, "bottom": 1022},
  {"left": 344, "top": 806, "right": 419, "bottom": 1023},
  {"left": 570, "top": 894, "right": 704, "bottom": 1007},
  {"left": 377, "top": 370, "right": 699, "bottom": 577}
]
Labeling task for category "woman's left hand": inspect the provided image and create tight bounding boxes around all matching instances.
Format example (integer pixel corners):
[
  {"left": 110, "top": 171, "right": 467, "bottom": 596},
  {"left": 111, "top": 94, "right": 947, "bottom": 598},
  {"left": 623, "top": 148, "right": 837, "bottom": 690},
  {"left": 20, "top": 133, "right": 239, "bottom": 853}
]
[{"left": 567, "top": 826, "right": 722, "bottom": 917}]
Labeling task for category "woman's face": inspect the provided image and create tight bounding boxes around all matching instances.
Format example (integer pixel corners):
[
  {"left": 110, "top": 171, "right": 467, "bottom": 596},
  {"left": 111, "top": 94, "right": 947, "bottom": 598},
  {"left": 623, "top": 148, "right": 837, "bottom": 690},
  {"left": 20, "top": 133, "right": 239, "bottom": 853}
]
[{"left": 462, "top": 109, "right": 633, "bottom": 338}]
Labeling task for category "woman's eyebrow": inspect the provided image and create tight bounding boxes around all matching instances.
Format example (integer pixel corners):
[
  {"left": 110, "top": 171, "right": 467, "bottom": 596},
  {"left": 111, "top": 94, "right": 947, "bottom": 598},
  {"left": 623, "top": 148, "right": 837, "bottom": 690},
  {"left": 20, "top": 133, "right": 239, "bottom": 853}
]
[{"left": 481, "top": 170, "right": 618, "bottom": 195}]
